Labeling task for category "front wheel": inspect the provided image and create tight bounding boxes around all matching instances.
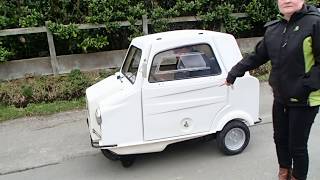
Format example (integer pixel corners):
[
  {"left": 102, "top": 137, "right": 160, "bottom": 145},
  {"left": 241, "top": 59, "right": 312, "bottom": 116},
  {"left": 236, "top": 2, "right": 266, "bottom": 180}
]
[
  {"left": 120, "top": 156, "right": 135, "bottom": 168},
  {"left": 101, "top": 149, "right": 119, "bottom": 161},
  {"left": 217, "top": 120, "right": 250, "bottom": 155}
]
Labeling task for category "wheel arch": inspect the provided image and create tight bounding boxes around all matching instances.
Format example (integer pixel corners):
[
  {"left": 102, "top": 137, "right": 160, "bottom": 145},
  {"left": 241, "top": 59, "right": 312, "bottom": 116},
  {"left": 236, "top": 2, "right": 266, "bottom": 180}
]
[{"left": 210, "top": 110, "right": 254, "bottom": 133}]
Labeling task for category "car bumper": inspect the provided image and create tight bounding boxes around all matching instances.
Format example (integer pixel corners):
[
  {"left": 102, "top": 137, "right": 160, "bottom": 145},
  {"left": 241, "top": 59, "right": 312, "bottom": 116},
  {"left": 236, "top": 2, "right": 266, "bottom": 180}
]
[{"left": 87, "top": 118, "right": 117, "bottom": 148}]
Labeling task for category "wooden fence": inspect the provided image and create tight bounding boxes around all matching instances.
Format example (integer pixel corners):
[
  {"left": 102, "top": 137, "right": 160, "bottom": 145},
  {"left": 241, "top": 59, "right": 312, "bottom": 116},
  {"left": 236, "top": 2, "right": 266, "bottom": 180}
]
[{"left": 0, "top": 13, "right": 248, "bottom": 79}]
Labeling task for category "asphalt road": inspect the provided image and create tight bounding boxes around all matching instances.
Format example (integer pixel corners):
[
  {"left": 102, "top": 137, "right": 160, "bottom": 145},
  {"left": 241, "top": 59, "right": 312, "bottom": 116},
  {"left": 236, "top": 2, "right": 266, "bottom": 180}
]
[{"left": 1, "top": 83, "right": 320, "bottom": 180}]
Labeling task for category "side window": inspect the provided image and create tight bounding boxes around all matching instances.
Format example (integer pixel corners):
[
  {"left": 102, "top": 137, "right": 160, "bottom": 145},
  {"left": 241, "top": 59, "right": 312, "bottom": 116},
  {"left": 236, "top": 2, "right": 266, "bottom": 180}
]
[
  {"left": 121, "top": 46, "right": 142, "bottom": 84},
  {"left": 149, "top": 44, "right": 221, "bottom": 83}
]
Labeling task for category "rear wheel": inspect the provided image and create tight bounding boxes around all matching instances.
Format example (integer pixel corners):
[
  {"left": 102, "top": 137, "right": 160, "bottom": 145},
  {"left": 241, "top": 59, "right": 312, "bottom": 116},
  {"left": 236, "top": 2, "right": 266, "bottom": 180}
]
[{"left": 217, "top": 120, "right": 250, "bottom": 155}]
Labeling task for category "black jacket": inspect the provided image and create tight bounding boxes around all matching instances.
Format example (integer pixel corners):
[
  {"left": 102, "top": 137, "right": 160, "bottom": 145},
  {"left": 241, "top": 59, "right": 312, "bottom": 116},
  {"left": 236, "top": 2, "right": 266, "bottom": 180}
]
[{"left": 227, "top": 5, "right": 320, "bottom": 106}]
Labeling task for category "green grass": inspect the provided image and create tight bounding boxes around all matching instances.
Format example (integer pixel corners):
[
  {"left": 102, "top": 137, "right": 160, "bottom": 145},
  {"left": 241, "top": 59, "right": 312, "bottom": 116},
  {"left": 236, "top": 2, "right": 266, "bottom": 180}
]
[{"left": 0, "top": 98, "right": 86, "bottom": 122}]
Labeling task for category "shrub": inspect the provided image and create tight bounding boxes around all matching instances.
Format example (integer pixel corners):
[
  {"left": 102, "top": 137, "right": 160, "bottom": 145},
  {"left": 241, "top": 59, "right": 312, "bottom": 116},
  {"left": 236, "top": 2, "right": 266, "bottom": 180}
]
[
  {"left": 245, "top": 0, "right": 278, "bottom": 23},
  {"left": 250, "top": 61, "right": 271, "bottom": 77},
  {"left": 0, "top": 45, "right": 14, "bottom": 62},
  {"left": 0, "top": 0, "right": 289, "bottom": 61},
  {"left": 0, "top": 69, "right": 117, "bottom": 107},
  {"left": 21, "top": 85, "right": 33, "bottom": 98},
  {"left": 64, "top": 69, "right": 90, "bottom": 99}
]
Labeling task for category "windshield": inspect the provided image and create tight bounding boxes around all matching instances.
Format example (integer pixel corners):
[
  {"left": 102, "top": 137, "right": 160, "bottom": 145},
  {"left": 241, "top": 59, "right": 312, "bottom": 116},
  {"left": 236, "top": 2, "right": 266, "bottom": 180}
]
[{"left": 121, "top": 46, "right": 142, "bottom": 84}]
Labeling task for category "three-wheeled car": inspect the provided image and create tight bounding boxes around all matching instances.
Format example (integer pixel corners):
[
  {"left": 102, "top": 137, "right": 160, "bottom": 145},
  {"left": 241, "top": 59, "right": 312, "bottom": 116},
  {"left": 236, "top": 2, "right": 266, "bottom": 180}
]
[{"left": 86, "top": 30, "right": 260, "bottom": 167}]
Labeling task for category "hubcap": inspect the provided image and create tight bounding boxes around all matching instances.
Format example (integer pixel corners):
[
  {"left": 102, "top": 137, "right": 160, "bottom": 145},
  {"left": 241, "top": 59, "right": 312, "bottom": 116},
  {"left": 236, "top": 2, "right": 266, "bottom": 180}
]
[{"left": 224, "top": 128, "right": 246, "bottom": 151}]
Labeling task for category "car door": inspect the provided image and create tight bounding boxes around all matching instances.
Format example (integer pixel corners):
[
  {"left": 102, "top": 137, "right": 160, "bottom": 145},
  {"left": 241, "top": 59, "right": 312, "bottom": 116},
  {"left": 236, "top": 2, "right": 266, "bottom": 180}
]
[{"left": 142, "top": 43, "right": 228, "bottom": 141}]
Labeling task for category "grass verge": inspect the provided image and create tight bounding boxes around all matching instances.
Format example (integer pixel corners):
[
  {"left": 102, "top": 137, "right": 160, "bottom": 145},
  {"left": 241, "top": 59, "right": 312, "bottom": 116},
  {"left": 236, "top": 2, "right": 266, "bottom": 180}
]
[{"left": 0, "top": 98, "right": 85, "bottom": 122}]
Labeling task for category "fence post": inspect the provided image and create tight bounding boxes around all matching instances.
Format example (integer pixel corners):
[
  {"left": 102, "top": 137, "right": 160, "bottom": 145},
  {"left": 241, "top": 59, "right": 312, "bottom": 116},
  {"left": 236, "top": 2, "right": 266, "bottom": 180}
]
[
  {"left": 45, "top": 21, "right": 59, "bottom": 75},
  {"left": 142, "top": 15, "right": 148, "bottom": 35},
  {"left": 220, "top": 22, "right": 226, "bottom": 33}
]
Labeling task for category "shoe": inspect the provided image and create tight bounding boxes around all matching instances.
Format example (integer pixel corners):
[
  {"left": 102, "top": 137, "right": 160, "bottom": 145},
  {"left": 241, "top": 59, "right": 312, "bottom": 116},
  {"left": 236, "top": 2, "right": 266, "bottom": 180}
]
[
  {"left": 290, "top": 175, "right": 298, "bottom": 180},
  {"left": 278, "top": 167, "right": 291, "bottom": 180}
]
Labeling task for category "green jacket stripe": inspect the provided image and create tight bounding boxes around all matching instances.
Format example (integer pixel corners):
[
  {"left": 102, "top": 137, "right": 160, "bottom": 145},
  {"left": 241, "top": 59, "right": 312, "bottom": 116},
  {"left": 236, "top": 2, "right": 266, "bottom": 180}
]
[
  {"left": 303, "top": 37, "right": 314, "bottom": 73},
  {"left": 303, "top": 36, "right": 320, "bottom": 106}
]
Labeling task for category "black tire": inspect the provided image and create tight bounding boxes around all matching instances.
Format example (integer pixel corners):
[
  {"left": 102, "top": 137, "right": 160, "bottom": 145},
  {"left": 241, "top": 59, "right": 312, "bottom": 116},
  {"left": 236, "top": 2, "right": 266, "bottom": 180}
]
[
  {"left": 217, "top": 120, "right": 250, "bottom": 155},
  {"left": 120, "top": 156, "right": 135, "bottom": 168},
  {"left": 101, "top": 149, "right": 119, "bottom": 161}
]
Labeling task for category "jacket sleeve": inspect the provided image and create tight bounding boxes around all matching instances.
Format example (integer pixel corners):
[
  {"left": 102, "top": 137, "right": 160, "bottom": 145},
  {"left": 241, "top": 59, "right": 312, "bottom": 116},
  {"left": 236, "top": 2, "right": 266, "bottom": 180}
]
[
  {"left": 226, "top": 37, "right": 270, "bottom": 84},
  {"left": 304, "top": 20, "right": 320, "bottom": 90}
]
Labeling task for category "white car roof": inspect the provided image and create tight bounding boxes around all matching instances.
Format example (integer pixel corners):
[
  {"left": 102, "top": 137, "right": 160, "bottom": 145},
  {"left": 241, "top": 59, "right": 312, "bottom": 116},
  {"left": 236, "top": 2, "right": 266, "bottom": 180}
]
[
  {"left": 132, "top": 30, "right": 229, "bottom": 47},
  {"left": 131, "top": 30, "right": 243, "bottom": 71}
]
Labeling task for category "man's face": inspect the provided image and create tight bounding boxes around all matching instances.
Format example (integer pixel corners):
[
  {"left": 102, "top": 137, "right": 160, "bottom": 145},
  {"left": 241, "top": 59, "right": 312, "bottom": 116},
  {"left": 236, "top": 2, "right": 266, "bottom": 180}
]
[{"left": 278, "top": 0, "right": 304, "bottom": 18}]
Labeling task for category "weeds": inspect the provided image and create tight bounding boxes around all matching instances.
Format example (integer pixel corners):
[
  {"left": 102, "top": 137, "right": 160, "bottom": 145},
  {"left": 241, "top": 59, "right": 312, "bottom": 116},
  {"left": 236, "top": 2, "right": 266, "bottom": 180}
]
[
  {"left": 0, "top": 98, "right": 85, "bottom": 122},
  {"left": 0, "top": 69, "right": 117, "bottom": 108}
]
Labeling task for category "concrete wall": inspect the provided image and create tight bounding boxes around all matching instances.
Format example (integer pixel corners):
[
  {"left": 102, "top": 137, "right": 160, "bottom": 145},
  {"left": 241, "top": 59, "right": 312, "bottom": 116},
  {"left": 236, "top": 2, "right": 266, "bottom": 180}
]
[
  {"left": 0, "top": 49, "right": 127, "bottom": 81},
  {"left": 57, "top": 49, "right": 126, "bottom": 74},
  {"left": 0, "top": 57, "right": 53, "bottom": 80},
  {"left": 0, "top": 37, "right": 262, "bottom": 81},
  {"left": 236, "top": 37, "right": 262, "bottom": 54}
]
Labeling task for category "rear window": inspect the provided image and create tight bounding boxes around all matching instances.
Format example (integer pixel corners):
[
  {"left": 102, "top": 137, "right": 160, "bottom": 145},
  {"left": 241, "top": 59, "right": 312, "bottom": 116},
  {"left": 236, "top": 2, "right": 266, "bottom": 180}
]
[{"left": 149, "top": 44, "right": 221, "bottom": 83}]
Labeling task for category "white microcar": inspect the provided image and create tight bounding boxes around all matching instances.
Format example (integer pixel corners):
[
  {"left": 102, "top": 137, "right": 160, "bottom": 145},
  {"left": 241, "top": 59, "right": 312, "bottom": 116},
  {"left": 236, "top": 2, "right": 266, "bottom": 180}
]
[{"left": 85, "top": 30, "right": 260, "bottom": 167}]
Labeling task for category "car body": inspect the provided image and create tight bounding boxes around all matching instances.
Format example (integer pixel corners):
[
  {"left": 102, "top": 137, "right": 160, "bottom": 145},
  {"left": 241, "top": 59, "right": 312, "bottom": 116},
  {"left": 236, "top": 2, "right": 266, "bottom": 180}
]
[{"left": 85, "top": 30, "right": 260, "bottom": 167}]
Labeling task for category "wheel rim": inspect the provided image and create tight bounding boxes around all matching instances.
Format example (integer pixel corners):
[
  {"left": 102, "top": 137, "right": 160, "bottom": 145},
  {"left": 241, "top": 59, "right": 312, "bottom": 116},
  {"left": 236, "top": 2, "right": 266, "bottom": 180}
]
[{"left": 224, "top": 128, "right": 246, "bottom": 151}]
